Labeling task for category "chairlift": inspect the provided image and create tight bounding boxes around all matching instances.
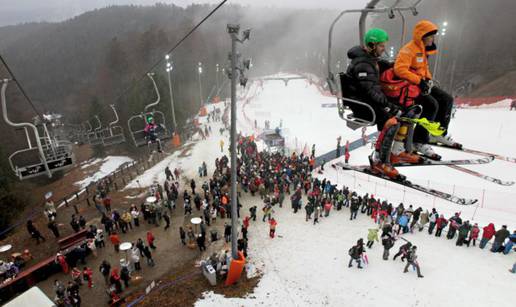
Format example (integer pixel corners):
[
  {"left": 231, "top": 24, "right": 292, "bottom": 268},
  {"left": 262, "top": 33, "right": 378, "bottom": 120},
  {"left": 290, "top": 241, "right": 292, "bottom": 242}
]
[
  {"left": 1, "top": 79, "right": 75, "bottom": 180},
  {"left": 326, "top": 0, "right": 423, "bottom": 130},
  {"left": 101, "top": 104, "right": 126, "bottom": 146},
  {"left": 127, "top": 73, "right": 171, "bottom": 147}
]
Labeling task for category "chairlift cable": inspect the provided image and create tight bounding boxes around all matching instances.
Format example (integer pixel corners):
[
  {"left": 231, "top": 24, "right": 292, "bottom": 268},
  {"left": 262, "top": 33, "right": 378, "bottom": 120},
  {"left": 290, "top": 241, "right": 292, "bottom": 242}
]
[
  {"left": 110, "top": 0, "right": 228, "bottom": 109},
  {"left": 0, "top": 53, "right": 44, "bottom": 118}
]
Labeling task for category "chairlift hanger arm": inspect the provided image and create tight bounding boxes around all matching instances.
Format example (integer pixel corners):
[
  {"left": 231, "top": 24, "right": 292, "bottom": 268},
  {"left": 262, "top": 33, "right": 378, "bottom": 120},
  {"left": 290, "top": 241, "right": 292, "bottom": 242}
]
[
  {"left": 93, "top": 115, "right": 102, "bottom": 131},
  {"left": 327, "top": 0, "right": 422, "bottom": 93},
  {"left": 109, "top": 104, "right": 120, "bottom": 127},
  {"left": 144, "top": 73, "right": 161, "bottom": 113}
]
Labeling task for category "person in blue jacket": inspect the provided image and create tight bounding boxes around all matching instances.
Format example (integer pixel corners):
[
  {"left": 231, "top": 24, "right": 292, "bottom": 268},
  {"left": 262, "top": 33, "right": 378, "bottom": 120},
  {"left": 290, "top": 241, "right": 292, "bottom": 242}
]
[
  {"left": 398, "top": 213, "right": 410, "bottom": 233},
  {"left": 503, "top": 230, "right": 516, "bottom": 254}
]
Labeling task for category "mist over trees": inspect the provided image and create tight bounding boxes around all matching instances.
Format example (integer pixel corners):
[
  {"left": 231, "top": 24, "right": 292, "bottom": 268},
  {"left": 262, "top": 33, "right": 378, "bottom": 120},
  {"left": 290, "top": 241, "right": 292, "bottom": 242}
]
[{"left": 0, "top": 1, "right": 513, "bottom": 179}]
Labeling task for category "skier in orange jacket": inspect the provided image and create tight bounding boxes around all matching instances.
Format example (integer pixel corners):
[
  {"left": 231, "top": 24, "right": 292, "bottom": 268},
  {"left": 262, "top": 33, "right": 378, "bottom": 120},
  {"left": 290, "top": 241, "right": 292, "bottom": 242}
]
[{"left": 394, "top": 20, "right": 461, "bottom": 160}]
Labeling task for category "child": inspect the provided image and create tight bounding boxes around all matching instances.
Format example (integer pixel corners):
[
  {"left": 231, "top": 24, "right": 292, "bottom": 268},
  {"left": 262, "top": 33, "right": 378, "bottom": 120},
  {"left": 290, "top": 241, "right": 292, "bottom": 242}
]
[{"left": 366, "top": 228, "right": 380, "bottom": 248}]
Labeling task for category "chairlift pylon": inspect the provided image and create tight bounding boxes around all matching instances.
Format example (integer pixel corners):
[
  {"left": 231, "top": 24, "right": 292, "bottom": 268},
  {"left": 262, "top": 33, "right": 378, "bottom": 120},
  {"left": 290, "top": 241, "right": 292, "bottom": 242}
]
[
  {"left": 1, "top": 79, "right": 75, "bottom": 180},
  {"left": 127, "top": 73, "right": 171, "bottom": 147},
  {"left": 326, "top": 0, "right": 423, "bottom": 130}
]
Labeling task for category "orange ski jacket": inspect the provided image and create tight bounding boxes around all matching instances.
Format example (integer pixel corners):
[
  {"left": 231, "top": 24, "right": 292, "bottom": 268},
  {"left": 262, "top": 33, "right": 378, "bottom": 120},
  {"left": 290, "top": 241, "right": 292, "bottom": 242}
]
[{"left": 394, "top": 20, "right": 438, "bottom": 85}]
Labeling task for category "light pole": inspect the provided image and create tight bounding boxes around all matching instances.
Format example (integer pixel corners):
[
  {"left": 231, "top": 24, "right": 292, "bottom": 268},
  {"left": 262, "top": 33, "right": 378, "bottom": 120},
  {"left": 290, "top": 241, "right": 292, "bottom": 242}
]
[
  {"left": 198, "top": 62, "right": 203, "bottom": 107},
  {"left": 216, "top": 63, "right": 220, "bottom": 91},
  {"left": 227, "top": 24, "right": 251, "bottom": 260},
  {"left": 433, "top": 21, "right": 448, "bottom": 80},
  {"left": 165, "top": 54, "right": 177, "bottom": 130}
]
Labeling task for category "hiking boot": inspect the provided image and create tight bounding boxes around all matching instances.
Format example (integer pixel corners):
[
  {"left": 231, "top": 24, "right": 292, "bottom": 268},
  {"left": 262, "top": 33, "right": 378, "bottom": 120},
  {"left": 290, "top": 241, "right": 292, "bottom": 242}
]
[
  {"left": 403, "top": 269, "right": 408, "bottom": 273},
  {"left": 358, "top": 266, "right": 363, "bottom": 269},
  {"left": 418, "top": 275, "right": 424, "bottom": 278},
  {"left": 390, "top": 151, "right": 424, "bottom": 165},
  {"left": 429, "top": 134, "right": 462, "bottom": 149},
  {"left": 414, "top": 143, "right": 441, "bottom": 161},
  {"left": 348, "top": 264, "right": 352, "bottom": 268}
]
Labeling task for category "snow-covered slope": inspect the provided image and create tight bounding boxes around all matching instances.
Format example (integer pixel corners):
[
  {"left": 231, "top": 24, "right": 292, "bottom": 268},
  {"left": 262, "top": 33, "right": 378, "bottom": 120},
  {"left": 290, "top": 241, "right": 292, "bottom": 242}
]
[{"left": 127, "top": 73, "right": 515, "bottom": 307}]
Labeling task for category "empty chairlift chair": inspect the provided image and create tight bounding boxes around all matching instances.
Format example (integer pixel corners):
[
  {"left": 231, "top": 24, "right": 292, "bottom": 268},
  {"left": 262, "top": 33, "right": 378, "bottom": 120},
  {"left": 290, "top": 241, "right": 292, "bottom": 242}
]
[
  {"left": 101, "top": 104, "right": 126, "bottom": 146},
  {"left": 326, "top": 0, "right": 423, "bottom": 130},
  {"left": 1, "top": 79, "right": 75, "bottom": 180},
  {"left": 128, "top": 73, "right": 171, "bottom": 147}
]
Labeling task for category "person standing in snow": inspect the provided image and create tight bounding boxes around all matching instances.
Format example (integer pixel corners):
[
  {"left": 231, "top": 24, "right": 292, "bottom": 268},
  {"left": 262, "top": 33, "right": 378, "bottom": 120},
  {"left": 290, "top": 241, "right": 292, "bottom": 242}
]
[
  {"left": 491, "top": 225, "right": 510, "bottom": 253},
  {"left": 434, "top": 214, "right": 448, "bottom": 237},
  {"left": 381, "top": 225, "right": 395, "bottom": 260},
  {"left": 427, "top": 208, "right": 438, "bottom": 234},
  {"left": 344, "top": 140, "right": 350, "bottom": 164},
  {"left": 393, "top": 241, "right": 412, "bottom": 262},
  {"left": 467, "top": 223, "right": 480, "bottom": 247},
  {"left": 269, "top": 218, "right": 278, "bottom": 238},
  {"left": 348, "top": 239, "right": 365, "bottom": 269},
  {"left": 403, "top": 246, "right": 424, "bottom": 278},
  {"left": 456, "top": 221, "right": 471, "bottom": 246},
  {"left": 479, "top": 223, "right": 496, "bottom": 249},
  {"left": 366, "top": 227, "right": 379, "bottom": 248}
]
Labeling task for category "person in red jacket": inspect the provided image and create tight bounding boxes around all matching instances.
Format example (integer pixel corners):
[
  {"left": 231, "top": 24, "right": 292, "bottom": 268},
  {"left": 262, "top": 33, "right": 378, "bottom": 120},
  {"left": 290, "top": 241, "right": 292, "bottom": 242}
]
[
  {"left": 467, "top": 223, "right": 480, "bottom": 247},
  {"left": 83, "top": 266, "right": 94, "bottom": 288},
  {"left": 435, "top": 215, "right": 448, "bottom": 237},
  {"left": 269, "top": 218, "right": 278, "bottom": 238},
  {"left": 55, "top": 252, "right": 69, "bottom": 274},
  {"left": 147, "top": 231, "right": 156, "bottom": 249},
  {"left": 109, "top": 231, "right": 121, "bottom": 253},
  {"left": 243, "top": 216, "right": 250, "bottom": 229},
  {"left": 479, "top": 223, "right": 496, "bottom": 249}
]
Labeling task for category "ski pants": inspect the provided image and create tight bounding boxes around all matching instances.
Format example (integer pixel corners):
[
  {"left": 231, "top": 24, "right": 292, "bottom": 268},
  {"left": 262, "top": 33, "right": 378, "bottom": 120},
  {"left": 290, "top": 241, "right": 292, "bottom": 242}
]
[
  {"left": 348, "top": 257, "right": 361, "bottom": 268},
  {"left": 479, "top": 238, "right": 489, "bottom": 249},
  {"left": 382, "top": 246, "right": 391, "bottom": 260},
  {"left": 428, "top": 222, "right": 436, "bottom": 234},
  {"left": 435, "top": 227, "right": 444, "bottom": 237},
  {"left": 404, "top": 261, "right": 422, "bottom": 276},
  {"left": 491, "top": 241, "right": 502, "bottom": 252},
  {"left": 413, "top": 86, "right": 453, "bottom": 143}
]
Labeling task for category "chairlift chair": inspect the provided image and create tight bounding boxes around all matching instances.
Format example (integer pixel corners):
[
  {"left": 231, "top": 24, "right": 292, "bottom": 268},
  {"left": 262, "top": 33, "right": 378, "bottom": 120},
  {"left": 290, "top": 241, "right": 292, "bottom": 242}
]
[
  {"left": 1, "top": 79, "right": 75, "bottom": 180},
  {"left": 86, "top": 116, "right": 103, "bottom": 145},
  {"left": 101, "top": 104, "right": 126, "bottom": 146},
  {"left": 326, "top": 0, "right": 423, "bottom": 130},
  {"left": 127, "top": 73, "right": 171, "bottom": 147}
]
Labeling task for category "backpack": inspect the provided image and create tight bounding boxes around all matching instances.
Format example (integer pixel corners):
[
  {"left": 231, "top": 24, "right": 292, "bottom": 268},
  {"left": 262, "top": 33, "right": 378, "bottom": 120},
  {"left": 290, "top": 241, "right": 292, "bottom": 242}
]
[
  {"left": 348, "top": 246, "right": 355, "bottom": 256},
  {"left": 380, "top": 68, "right": 421, "bottom": 107}
]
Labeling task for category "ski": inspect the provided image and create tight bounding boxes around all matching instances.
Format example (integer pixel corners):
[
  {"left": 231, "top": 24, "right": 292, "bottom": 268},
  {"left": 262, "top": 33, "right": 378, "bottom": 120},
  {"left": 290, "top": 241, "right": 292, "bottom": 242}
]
[
  {"left": 393, "top": 156, "right": 494, "bottom": 167},
  {"left": 334, "top": 162, "right": 478, "bottom": 205},
  {"left": 446, "top": 165, "right": 515, "bottom": 186},
  {"left": 433, "top": 144, "right": 516, "bottom": 164}
]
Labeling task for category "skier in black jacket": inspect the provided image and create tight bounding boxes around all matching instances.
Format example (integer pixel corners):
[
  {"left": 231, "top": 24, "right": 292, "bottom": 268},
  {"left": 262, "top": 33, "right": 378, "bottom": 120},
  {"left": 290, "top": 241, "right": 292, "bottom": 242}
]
[{"left": 344, "top": 28, "right": 422, "bottom": 180}]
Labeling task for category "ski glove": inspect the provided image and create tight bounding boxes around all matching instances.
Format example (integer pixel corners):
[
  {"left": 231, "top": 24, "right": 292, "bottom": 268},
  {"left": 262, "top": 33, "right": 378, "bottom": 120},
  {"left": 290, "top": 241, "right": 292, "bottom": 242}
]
[{"left": 419, "top": 79, "right": 433, "bottom": 95}]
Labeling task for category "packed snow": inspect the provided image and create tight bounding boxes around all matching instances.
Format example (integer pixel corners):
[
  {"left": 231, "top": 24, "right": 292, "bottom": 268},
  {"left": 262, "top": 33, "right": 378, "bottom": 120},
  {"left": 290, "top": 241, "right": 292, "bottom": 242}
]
[
  {"left": 127, "top": 73, "right": 515, "bottom": 307},
  {"left": 75, "top": 156, "right": 133, "bottom": 188}
]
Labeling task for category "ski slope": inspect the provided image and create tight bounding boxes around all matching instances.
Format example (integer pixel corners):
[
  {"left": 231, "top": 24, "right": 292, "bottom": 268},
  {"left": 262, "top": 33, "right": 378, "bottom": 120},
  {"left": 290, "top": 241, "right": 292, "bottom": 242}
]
[
  {"left": 125, "top": 73, "right": 515, "bottom": 307},
  {"left": 237, "top": 75, "right": 516, "bottom": 229}
]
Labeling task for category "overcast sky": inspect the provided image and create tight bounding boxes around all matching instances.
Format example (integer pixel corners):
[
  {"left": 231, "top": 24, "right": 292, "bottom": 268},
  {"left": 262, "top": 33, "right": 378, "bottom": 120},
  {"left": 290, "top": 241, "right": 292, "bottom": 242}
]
[{"left": 0, "top": 0, "right": 369, "bottom": 26}]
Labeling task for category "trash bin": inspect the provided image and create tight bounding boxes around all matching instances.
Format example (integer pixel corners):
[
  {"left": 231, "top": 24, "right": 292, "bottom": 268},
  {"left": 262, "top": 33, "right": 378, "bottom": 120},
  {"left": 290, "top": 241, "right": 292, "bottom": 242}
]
[{"left": 202, "top": 263, "right": 217, "bottom": 286}]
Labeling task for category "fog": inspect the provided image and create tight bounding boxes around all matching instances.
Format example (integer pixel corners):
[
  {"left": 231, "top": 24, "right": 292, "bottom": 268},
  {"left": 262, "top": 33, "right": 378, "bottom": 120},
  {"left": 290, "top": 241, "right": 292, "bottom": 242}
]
[{"left": 0, "top": 0, "right": 368, "bottom": 26}]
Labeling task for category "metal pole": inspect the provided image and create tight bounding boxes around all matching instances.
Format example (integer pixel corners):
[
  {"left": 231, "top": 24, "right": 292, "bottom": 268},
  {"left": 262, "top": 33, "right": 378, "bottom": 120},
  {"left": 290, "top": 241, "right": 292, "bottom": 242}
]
[
  {"left": 229, "top": 34, "right": 238, "bottom": 260},
  {"left": 166, "top": 69, "right": 177, "bottom": 129}
]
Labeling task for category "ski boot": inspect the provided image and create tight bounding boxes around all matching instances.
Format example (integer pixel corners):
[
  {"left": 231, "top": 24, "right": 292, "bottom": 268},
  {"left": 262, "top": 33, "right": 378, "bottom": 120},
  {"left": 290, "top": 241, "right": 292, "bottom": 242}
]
[
  {"left": 390, "top": 141, "right": 424, "bottom": 165},
  {"left": 414, "top": 143, "right": 441, "bottom": 161},
  {"left": 369, "top": 155, "right": 406, "bottom": 181},
  {"left": 429, "top": 134, "right": 462, "bottom": 149}
]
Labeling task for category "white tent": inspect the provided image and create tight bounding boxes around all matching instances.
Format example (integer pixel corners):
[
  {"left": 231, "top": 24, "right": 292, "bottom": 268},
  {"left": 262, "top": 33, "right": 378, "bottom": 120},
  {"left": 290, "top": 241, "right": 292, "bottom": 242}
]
[{"left": 4, "top": 287, "right": 55, "bottom": 307}]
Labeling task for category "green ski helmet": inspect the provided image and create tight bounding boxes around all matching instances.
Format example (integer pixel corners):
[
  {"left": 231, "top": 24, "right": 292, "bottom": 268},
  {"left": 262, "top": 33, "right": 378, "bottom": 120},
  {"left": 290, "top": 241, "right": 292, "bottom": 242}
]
[
  {"left": 146, "top": 115, "right": 154, "bottom": 124},
  {"left": 364, "top": 28, "right": 389, "bottom": 46}
]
